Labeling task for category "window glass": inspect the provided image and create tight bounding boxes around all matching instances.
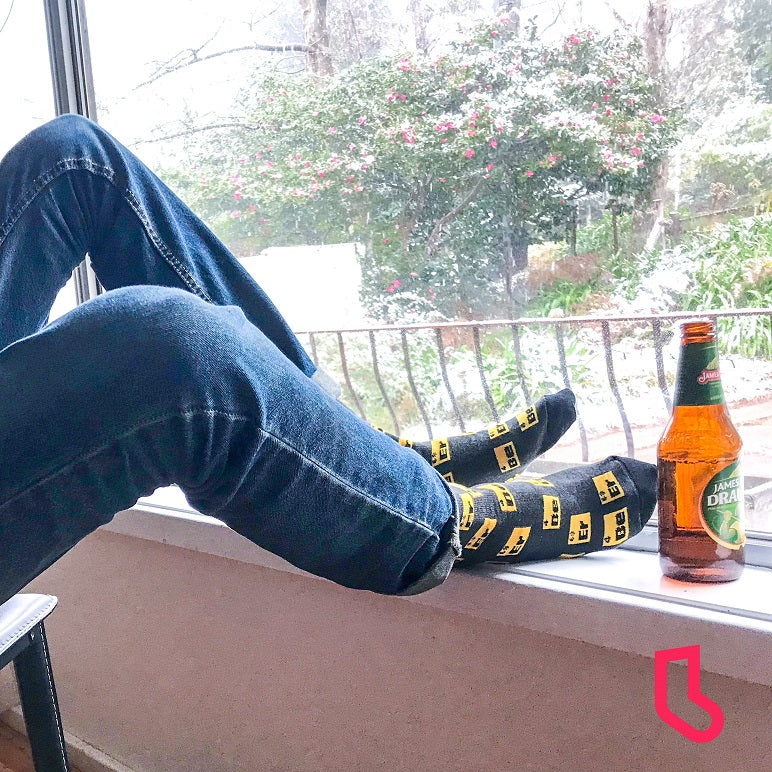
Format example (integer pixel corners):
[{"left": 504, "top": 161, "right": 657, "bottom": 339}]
[
  {"left": 84, "top": 1, "right": 770, "bottom": 532},
  {"left": 0, "top": 0, "right": 54, "bottom": 156},
  {"left": 0, "top": 0, "right": 78, "bottom": 321}
]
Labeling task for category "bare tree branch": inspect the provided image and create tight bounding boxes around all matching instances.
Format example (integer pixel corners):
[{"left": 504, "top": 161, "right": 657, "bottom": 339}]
[
  {"left": 541, "top": 0, "right": 568, "bottom": 35},
  {"left": 130, "top": 121, "right": 258, "bottom": 147},
  {"left": 134, "top": 41, "right": 309, "bottom": 91},
  {"left": 602, "top": 0, "right": 634, "bottom": 32},
  {"left": 425, "top": 176, "right": 486, "bottom": 256}
]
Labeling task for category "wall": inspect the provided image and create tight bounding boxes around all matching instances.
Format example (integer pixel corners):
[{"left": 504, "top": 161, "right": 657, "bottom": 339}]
[{"left": 3, "top": 529, "right": 771, "bottom": 772}]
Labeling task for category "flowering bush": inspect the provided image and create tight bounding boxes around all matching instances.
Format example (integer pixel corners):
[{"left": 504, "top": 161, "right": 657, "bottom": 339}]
[{"left": 168, "top": 17, "right": 679, "bottom": 320}]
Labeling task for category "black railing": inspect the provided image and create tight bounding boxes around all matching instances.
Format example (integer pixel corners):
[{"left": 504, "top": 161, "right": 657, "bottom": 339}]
[{"left": 301, "top": 308, "right": 772, "bottom": 464}]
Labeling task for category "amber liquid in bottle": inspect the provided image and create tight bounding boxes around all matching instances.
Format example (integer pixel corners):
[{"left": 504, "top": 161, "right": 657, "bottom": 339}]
[{"left": 657, "top": 320, "right": 745, "bottom": 582}]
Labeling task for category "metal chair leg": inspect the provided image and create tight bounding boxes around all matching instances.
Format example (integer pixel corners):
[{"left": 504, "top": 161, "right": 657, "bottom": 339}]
[{"left": 13, "top": 622, "right": 70, "bottom": 772}]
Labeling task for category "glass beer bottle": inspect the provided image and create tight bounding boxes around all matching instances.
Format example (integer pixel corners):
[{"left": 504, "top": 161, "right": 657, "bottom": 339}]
[{"left": 657, "top": 319, "right": 745, "bottom": 582}]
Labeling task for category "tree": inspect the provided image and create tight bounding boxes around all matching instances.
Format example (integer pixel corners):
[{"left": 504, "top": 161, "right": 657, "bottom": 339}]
[
  {"left": 168, "top": 16, "right": 678, "bottom": 320},
  {"left": 734, "top": 0, "right": 772, "bottom": 101},
  {"left": 299, "top": 0, "right": 334, "bottom": 76}
]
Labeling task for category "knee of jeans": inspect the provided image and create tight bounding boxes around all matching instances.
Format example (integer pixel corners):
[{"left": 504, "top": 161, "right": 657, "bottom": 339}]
[
  {"left": 92, "top": 285, "right": 248, "bottom": 379},
  {"left": 24, "top": 114, "right": 113, "bottom": 170}
]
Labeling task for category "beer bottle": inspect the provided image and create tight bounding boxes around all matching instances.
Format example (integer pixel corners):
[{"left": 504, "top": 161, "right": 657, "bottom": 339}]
[{"left": 657, "top": 319, "right": 745, "bottom": 582}]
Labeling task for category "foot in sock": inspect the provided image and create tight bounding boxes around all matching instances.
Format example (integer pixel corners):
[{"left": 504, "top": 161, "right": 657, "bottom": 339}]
[
  {"left": 449, "top": 456, "right": 657, "bottom": 565},
  {"left": 377, "top": 389, "right": 577, "bottom": 487}
]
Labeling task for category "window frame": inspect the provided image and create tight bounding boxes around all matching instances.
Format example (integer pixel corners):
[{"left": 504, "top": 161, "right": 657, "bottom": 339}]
[{"left": 44, "top": 0, "right": 772, "bottom": 573}]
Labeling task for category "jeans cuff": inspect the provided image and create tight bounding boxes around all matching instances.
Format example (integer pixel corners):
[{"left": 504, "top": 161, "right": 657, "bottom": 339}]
[{"left": 397, "top": 509, "right": 461, "bottom": 596}]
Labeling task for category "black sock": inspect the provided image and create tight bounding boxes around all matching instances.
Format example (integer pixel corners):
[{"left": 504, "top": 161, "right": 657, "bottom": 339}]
[
  {"left": 378, "top": 389, "right": 576, "bottom": 486},
  {"left": 449, "top": 456, "right": 657, "bottom": 565}
]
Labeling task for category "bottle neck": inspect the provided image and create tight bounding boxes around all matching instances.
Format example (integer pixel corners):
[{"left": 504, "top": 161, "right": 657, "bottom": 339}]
[{"left": 673, "top": 339, "right": 726, "bottom": 407}]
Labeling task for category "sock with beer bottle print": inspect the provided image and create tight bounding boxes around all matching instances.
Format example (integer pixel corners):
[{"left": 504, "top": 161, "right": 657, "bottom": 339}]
[
  {"left": 450, "top": 456, "right": 657, "bottom": 564},
  {"left": 377, "top": 389, "right": 577, "bottom": 487}
]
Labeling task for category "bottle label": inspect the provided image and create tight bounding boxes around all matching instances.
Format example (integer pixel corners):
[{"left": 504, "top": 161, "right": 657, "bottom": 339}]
[
  {"left": 699, "top": 460, "right": 745, "bottom": 550},
  {"left": 673, "top": 342, "right": 725, "bottom": 406}
]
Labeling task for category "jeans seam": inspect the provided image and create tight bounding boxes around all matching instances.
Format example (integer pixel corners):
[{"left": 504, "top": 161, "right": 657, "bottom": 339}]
[
  {"left": 0, "top": 406, "right": 250, "bottom": 512},
  {"left": 122, "top": 187, "right": 214, "bottom": 302},
  {"left": 248, "top": 426, "right": 439, "bottom": 537},
  {"left": 0, "top": 158, "right": 214, "bottom": 303},
  {"left": 0, "top": 406, "right": 442, "bottom": 540}
]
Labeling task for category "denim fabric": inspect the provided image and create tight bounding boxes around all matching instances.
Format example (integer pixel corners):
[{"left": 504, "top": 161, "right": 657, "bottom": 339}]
[{"left": 0, "top": 115, "right": 459, "bottom": 602}]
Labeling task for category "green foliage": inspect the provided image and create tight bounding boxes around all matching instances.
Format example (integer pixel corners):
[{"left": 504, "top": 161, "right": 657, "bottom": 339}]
[
  {"left": 575, "top": 210, "right": 633, "bottom": 257},
  {"left": 681, "top": 216, "right": 771, "bottom": 307},
  {"left": 525, "top": 279, "right": 598, "bottom": 316},
  {"left": 162, "top": 17, "right": 679, "bottom": 321},
  {"left": 678, "top": 215, "right": 772, "bottom": 357},
  {"left": 680, "top": 102, "right": 772, "bottom": 211},
  {"left": 734, "top": 0, "right": 772, "bottom": 101}
]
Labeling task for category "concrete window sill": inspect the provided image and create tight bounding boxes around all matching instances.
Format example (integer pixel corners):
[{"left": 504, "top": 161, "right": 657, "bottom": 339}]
[{"left": 103, "top": 485, "right": 772, "bottom": 688}]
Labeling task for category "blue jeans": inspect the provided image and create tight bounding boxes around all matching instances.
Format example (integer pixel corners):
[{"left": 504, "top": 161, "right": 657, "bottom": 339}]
[{"left": 0, "top": 115, "right": 459, "bottom": 603}]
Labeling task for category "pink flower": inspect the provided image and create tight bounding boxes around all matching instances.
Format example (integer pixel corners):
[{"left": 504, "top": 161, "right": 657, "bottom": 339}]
[
  {"left": 592, "top": 102, "right": 599, "bottom": 109},
  {"left": 439, "top": 177, "right": 446, "bottom": 182},
  {"left": 248, "top": 204, "right": 256, "bottom": 211},
  {"left": 328, "top": 127, "right": 337, "bottom": 134},
  {"left": 410, "top": 272, "right": 418, "bottom": 277},
  {"left": 548, "top": 155, "right": 556, "bottom": 163},
  {"left": 384, "top": 238, "right": 390, "bottom": 244},
  {"left": 605, "top": 109, "right": 612, "bottom": 116},
  {"left": 393, "top": 280, "right": 402, "bottom": 288},
  {"left": 234, "top": 192, "right": 242, "bottom": 200},
  {"left": 465, "top": 148, "right": 475, "bottom": 158},
  {"left": 487, "top": 163, "right": 494, "bottom": 171},
  {"left": 467, "top": 129, "right": 477, "bottom": 137},
  {"left": 631, "top": 147, "right": 642, "bottom": 156},
  {"left": 603, "top": 95, "right": 610, "bottom": 103},
  {"left": 387, "top": 286, "right": 395, "bottom": 293},
  {"left": 230, "top": 210, "right": 240, "bottom": 218},
  {"left": 526, "top": 170, "right": 534, "bottom": 177},
  {"left": 359, "top": 116, "right": 367, "bottom": 125},
  {"left": 489, "top": 139, "right": 498, "bottom": 148},
  {"left": 651, "top": 113, "right": 665, "bottom": 124}
]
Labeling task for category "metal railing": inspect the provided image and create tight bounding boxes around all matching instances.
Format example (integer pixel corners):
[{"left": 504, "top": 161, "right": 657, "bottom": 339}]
[{"left": 299, "top": 308, "right": 772, "bottom": 463}]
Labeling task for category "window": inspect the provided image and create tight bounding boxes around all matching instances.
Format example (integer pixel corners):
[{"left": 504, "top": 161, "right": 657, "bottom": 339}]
[
  {"left": 0, "top": 1, "right": 54, "bottom": 157},
  {"left": 77, "top": 1, "right": 769, "bottom": 542},
  {"left": 0, "top": 1, "right": 80, "bottom": 321}
]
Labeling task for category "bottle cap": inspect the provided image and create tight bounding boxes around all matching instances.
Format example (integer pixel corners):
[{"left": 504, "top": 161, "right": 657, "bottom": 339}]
[{"left": 680, "top": 317, "right": 715, "bottom": 334}]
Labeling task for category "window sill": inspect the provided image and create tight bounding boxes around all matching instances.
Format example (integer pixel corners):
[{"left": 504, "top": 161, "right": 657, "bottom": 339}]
[{"left": 104, "top": 486, "right": 772, "bottom": 688}]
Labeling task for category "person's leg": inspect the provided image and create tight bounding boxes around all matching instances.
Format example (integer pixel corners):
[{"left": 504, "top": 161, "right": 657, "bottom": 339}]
[
  {"left": 0, "top": 286, "right": 457, "bottom": 604},
  {"left": 450, "top": 459, "right": 657, "bottom": 565},
  {"left": 0, "top": 114, "right": 315, "bottom": 380},
  {"left": 376, "top": 389, "right": 578, "bottom": 486},
  {"left": 0, "top": 286, "right": 657, "bottom": 605}
]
